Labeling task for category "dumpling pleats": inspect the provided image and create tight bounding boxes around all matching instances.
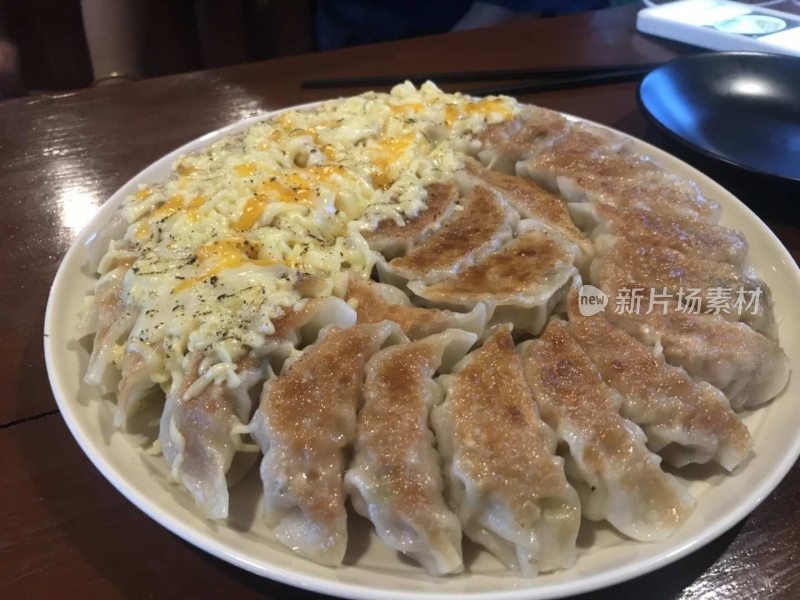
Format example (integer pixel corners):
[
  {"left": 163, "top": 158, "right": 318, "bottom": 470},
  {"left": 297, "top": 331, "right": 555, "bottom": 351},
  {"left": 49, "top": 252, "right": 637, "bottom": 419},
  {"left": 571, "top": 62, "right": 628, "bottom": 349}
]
[
  {"left": 433, "top": 326, "right": 581, "bottom": 576},
  {"left": 565, "top": 279, "right": 752, "bottom": 471},
  {"left": 159, "top": 353, "right": 263, "bottom": 519},
  {"left": 345, "top": 329, "right": 477, "bottom": 575},
  {"left": 409, "top": 220, "right": 577, "bottom": 336},
  {"left": 519, "top": 320, "right": 695, "bottom": 542},
  {"left": 250, "top": 322, "right": 402, "bottom": 566},
  {"left": 345, "top": 275, "right": 487, "bottom": 340}
]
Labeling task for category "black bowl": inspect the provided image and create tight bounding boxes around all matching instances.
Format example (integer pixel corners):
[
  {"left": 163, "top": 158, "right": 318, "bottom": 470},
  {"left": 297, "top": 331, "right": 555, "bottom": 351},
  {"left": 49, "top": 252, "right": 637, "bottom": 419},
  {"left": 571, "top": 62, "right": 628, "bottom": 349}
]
[{"left": 638, "top": 52, "right": 800, "bottom": 182}]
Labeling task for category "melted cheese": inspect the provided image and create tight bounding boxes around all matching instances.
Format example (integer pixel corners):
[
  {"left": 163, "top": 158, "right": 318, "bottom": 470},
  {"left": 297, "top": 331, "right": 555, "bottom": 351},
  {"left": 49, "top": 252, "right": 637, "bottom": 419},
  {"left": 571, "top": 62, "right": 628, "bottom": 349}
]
[{"left": 105, "top": 81, "right": 518, "bottom": 377}]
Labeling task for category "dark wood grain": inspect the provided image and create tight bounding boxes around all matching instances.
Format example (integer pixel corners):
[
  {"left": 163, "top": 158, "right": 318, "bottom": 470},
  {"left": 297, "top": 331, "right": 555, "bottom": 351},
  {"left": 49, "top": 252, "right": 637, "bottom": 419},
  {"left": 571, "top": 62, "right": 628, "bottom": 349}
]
[{"left": 1, "top": 3, "right": 799, "bottom": 598}]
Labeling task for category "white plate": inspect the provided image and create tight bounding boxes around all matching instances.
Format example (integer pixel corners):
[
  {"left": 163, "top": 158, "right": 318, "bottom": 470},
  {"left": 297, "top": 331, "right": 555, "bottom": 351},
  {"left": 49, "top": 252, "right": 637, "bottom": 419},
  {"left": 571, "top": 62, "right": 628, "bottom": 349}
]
[{"left": 44, "top": 103, "right": 800, "bottom": 600}]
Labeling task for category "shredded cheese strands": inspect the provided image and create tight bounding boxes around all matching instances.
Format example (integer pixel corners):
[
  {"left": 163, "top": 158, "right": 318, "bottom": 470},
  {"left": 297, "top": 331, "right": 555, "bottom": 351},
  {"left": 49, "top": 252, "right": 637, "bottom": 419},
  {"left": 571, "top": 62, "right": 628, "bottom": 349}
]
[{"left": 110, "top": 81, "right": 518, "bottom": 377}]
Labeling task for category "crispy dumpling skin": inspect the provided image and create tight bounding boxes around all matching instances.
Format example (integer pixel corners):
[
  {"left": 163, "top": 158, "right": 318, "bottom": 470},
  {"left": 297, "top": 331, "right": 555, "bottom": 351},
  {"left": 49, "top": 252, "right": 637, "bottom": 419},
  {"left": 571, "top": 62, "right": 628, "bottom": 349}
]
[
  {"left": 591, "top": 235, "right": 777, "bottom": 339},
  {"left": 409, "top": 221, "right": 577, "bottom": 336},
  {"left": 558, "top": 170, "right": 720, "bottom": 224},
  {"left": 378, "top": 185, "right": 518, "bottom": 286},
  {"left": 604, "top": 302, "right": 789, "bottom": 411},
  {"left": 475, "top": 104, "right": 572, "bottom": 173},
  {"left": 250, "top": 322, "right": 402, "bottom": 567},
  {"left": 433, "top": 326, "right": 581, "bottom": 576},
  {"left": 565, "top": 278, "right": 752, "bottom": 471},
  {"left": 345, "top": 329, "right": 477, "bottom": 575},
  {"left": 568, "top": 202, "right": 748, "bottom": 268},
  {"left": 519, "top": 320, "right": 695, "bottom": 542},
  {"left": 345, "top": 275, "right": 487, "bottom": 340},
  {"left": 363, "top": 181, "right": 460, "bottom": 259},
  {"left": 156, "top": 297, "right": 356, "bottom": 519},
  {"left": 460, "top": 158, "right": 593, "bottom": 270}
]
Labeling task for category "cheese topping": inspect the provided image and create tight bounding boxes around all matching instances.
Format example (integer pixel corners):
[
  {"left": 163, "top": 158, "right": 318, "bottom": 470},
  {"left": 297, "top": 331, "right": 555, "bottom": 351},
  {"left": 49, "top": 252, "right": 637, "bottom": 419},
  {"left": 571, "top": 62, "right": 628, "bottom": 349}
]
[{"left": 96, "top": 82, "right": 519, "bottom": 379}]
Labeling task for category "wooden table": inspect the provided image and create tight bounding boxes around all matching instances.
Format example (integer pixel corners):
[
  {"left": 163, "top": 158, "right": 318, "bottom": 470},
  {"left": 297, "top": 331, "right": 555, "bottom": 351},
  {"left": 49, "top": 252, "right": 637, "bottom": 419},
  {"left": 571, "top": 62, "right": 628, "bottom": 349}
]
[{"left": 2, "top": 4, "right": 798, "bottom": 598}]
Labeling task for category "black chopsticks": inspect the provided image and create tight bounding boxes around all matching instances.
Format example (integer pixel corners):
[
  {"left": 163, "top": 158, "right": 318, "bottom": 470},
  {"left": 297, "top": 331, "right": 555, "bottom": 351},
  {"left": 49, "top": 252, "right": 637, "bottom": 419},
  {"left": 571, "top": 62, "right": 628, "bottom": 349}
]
[
  {"left": 468, "top": 67, "right": 652, "bottom": 97},
  {"left": 301, "top": 63, "right": 658, "bottom": 93}
]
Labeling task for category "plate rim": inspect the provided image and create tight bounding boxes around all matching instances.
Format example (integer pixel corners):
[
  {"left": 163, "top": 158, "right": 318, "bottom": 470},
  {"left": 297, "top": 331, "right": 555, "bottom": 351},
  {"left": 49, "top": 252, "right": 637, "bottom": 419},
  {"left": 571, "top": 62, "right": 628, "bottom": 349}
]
[
  {"left": 637, "top": 50, "right": 800, "bottom": 183},
  {"left": 44, "top": 100, "right": 800, "bottom": 600}
]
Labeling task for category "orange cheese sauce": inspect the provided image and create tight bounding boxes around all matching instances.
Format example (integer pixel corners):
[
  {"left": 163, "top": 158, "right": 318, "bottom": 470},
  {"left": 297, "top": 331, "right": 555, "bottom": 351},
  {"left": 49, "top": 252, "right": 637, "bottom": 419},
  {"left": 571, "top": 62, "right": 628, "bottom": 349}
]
[
  {"left": 444, "top": 98, "right": 514, "bottom": 126},
  {"left": 233, "top": 166, "right": 352, "bottom": 230},
  {"left": 174, "top": 238, "right": 282, "bottom": 292},
  {"left": 369, "top": 133, "right": 417, "bottom": 189}
]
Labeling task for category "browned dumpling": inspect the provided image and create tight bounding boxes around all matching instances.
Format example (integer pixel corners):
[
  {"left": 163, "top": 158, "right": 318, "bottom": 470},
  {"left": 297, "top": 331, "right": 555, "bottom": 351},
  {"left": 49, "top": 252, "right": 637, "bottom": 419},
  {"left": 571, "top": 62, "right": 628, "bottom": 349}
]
[
  {"left": 519, "top": 320, "right": 695, "bottom": 542},
  {"left": 345, "top": 275, "right": 487, "bottom": 340},
  {"left": 250, "top": 321, "right": 402, "bottom": 566},
  {"left": 462, "top": 158, "right": 593, "bottom": 269},
  {"left": 345, "top": 329, "right": 477, "bottom": 575},
  {"left": 591, "top": 235, "right": 776, "bottom": 339},
  {"left": 409, "top": 221, "right": 577, "bottom": 336},
  {"left": 158, "top": 296, "right": 357, "bottom": 520},
  {"left": 604, "top": 302, "right": 790, "bottom": 412},
  {"left": 564, "top": 279, "right": 752, "bottom": 471},
  {"left": 363, "top": 181, "right": 459, "bottom": 259},
  {"left": 475, "top": 104, "right": 572, "bottom": 173},
  {"left": 533, "top": 166, "right": 721, "bottom": 223},
  {"left": 432, "top": 326, "right": 581, "bottom": 576},
  {"left": 569, "top": 202, "right": 748, "bottom": 267},
  {"left": 378, "top": 185, "right": 518, "bottom": 286}
]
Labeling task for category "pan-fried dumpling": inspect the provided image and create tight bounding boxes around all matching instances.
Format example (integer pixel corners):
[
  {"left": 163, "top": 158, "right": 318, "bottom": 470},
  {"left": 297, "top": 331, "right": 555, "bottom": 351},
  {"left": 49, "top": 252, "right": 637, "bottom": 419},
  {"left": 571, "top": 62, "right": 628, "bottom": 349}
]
[
  {"left": 433, "top": 326, "right": 581, "bottom": 576},
  {"left": 519, "top": 320, "right": 695, "bottom": 541},
  {"left": 258, "top": 296, "right": 358, "bottom": 360},
  {"left": 345, "top": 329, "right": 477, "bottom": 575},
  {"left": 83, "top": 264, "right": 138, "bottom": 389},
  {"left": 409, "top": 221, "right": 577, "bottom": 336},
  {"left": 518, "top": 144, "right": 663, "bottom": 194},
  {"left": 461, "top": 159, "right": 593, "bottom": 270},
  {"left": 363, "top": 181, "right": 459, "bottom": 259},
  {"left": 158, "top": 353, "right": 263, "bottom": 519},
  {"left": 378, "top": 185, "right": 518, "bottom": 286},
  {"left": 115, "top": 340, "right": 163, "bottom": 429},
  {"left": 568, "top": 202, "right": 748, "bottom": 268},
  {"left": 475, "top": 104, "right": 572, "bottom": 173},
  {"left": 250, "top": 322, "right": 402, "bottom": 566},
  {"left": 565, "top": 279, "right": 752, "bottom": 471},
  {"left": 591, "top": 235, "right": 776, "bottom": 339},
  {"left": 538, "top": 167, "right": 721, "bottom": 224},
  {"left": 547, "top": 120, "right": 634, "bottom": 156},
  {"left": 605, "top": 305, "right": 789, "bottom": 411},
  {"left": 345, "top": 275, "right": 487, "bottom": 339},
  {"left": 157, "top": 296, "right": 355, "bottom": 518}
]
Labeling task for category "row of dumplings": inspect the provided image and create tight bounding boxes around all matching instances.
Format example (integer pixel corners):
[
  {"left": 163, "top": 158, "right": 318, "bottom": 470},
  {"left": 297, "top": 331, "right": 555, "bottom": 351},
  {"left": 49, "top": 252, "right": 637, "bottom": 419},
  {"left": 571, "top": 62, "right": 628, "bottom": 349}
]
[
  {"left": 152, "top": 271, "right": 756, "bottom": 575},
  {"left": 91, "top": 103, "right": 790, "bottom": 577}
]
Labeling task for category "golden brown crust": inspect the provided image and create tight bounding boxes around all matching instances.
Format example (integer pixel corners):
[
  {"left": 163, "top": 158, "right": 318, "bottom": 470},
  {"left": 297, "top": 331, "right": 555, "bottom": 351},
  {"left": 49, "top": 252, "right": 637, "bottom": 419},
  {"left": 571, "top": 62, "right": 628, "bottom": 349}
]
[
  {"left": 564, "top": 171, "right": 719, "bottom": 222},
  {"left": 388, "top": 186, "right": 511, "bottom": 277},
  {"left": 466, "top": 159, "right": 591, "bottom": 255},
  {"left": 345, "top": 277, "right": 463, "bottom": 340},
  {"left": 445, "top": 327, "right": 569, "bottom": 513},
  {"left": 520, "top": 320, "right": 690, "bottom": 533},
  {"left": 591, "top": 238, "right": 772, "bottom": 335},
  {"left": 477, "top": 105, "right": 571, "bottom": 161},
  {"left": 363, "top": 181, "right": 458, "bottom": 246},
  {"left": 564, "top": 293, "right": 752, "bottom": 460},
  {"left": 588, "top": 203, "right": 747, "bottom": 265},
  {"left": 358, "top": 338, "right": 446, "bottom": 521},
  {"left": 416, "top": 229, "right": 572, "bottom": 301},
  {"left": 262, "top": 325, "right": 387, "bottom": 526}
]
